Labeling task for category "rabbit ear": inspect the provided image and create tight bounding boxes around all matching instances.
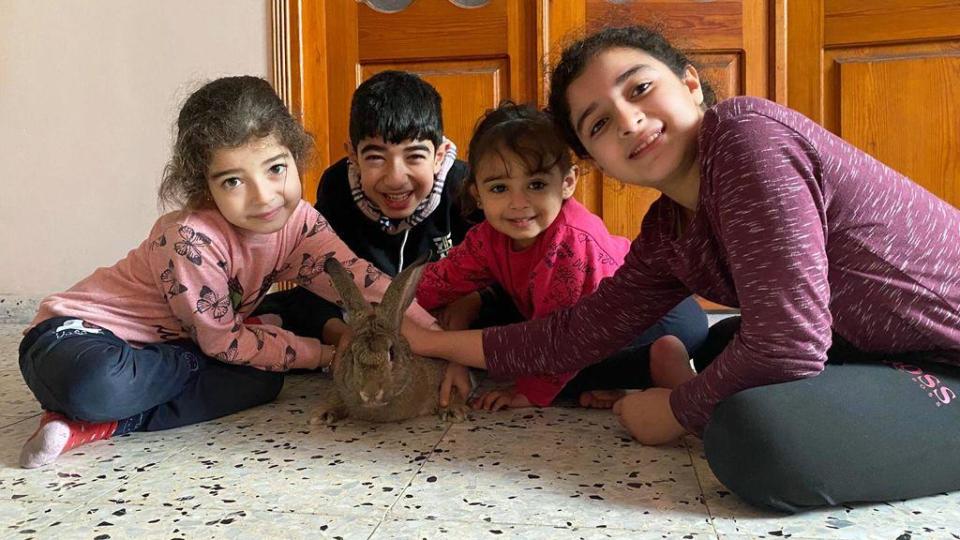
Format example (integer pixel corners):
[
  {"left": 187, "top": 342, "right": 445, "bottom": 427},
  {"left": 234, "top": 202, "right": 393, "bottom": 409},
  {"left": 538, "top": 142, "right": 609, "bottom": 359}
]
[
  {"left": 377, "top": 254, "right": 429, "bottom": 331},
  {"left": 324, "top": 257, "right": 373, "bottom": 317}
]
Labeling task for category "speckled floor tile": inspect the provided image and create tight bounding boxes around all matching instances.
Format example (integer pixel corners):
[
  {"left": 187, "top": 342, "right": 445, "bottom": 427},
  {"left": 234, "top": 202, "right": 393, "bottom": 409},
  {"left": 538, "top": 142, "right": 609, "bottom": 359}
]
[
  {"left": 373, "top": 518, "right": 719, "bottom": 539},
  {"left": 3, "top": 323, "right": 960, "bottom": 539},
  {"left": 886, "top": 493, "right": 960, "bottom": 539},
  {"left": 461, "top": 402, "right": 627, "bottom": 435},
  {"left": 16, "top": 498, "right": 382, "bottom": 539},
  {"left": 391, "top": 422, "right": 715, "bottom": 534},
  {"left": 0, "top": 499, "right": 81, "bottom": 537},
  {"left": 688, "top": 437, "right": 960, "bottom": 540},
  {"left": 108, "top": 379, "right": 454, "bottom": 515},
  {"left": 0, "top": 369, "right": 43, "bottom": 425},
  {"left": 0, "top": 417, "right": 189, "bottom": 505}
]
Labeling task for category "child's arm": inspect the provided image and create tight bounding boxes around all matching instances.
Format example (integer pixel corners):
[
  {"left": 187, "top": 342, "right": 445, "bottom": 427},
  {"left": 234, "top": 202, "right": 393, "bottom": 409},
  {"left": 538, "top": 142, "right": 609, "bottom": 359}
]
[
  {"left": 405, "top": 325, "right": 486, "bottom": 368},
  {"left": 416, "top": 225, "right": 496, "bottom": 312},
  {"left": 667, "top": 113, "right": 834, "bottom": 436}
]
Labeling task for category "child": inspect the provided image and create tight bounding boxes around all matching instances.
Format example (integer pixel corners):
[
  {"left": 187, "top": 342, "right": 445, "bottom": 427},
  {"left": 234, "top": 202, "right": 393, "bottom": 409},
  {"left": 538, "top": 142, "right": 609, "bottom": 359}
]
[
  {"left": 17, "top": 76, "right": 440, "bottom": 469},
  {"left": 416, "top": 102, "right": 707, "bottom": 410},
  {"left": 255, "top": 70, "right": 510, "bottom": 349},
  {"left": 406, "top": 26, "right": 960, "bottom": 512}
]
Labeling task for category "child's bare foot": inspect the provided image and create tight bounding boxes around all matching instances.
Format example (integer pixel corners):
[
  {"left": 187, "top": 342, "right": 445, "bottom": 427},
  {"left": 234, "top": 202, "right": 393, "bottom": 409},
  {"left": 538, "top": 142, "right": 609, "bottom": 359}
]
[
  {"left": 578, "top": 389, "right": 625, "bottom": 409},
  {"left": 19, "top": 411, "right": 118, "bottom": 469},
  {"left": 649, "top": 335, "right": 695, "bottom": 389}
]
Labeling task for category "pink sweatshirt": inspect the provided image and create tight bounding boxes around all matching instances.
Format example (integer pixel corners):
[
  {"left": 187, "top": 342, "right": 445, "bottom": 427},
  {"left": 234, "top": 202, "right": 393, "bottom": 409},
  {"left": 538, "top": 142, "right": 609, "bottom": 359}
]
[
  {"left": 417, "top": 198, "right": 631, "bottom": 405},
  {"left": 30, "top": 200, "right": 436, "bottom": 371}
]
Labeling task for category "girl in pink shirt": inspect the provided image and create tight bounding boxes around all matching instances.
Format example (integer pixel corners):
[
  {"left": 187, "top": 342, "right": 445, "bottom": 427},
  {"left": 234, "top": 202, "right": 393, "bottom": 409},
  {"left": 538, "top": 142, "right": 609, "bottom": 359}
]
[
  {"left": 416, "top": 102, "right": 706, "bottom": 410},
  {"left": 17, "top": 76, "right": 447, "bottom": 469}
]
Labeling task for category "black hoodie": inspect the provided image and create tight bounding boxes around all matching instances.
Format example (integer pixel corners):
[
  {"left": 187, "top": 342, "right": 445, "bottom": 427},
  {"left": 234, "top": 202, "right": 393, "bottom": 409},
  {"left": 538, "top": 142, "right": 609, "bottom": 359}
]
[{"left": 315, "top": 156, "right": 475, "bottom": 277}]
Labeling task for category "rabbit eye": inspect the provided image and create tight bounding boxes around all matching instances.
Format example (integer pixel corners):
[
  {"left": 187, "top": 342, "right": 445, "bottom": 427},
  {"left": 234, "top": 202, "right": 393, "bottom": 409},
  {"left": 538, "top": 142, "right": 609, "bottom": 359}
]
[{"left": 387, "top": 346, "right": 396, "bottom": 363}]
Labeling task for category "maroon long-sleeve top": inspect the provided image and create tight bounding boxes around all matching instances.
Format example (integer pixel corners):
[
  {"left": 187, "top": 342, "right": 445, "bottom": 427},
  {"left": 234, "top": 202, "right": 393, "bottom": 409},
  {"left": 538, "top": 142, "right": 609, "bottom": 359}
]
[{"left": 482, "top": 97, "right": 960, "bottom": 435}]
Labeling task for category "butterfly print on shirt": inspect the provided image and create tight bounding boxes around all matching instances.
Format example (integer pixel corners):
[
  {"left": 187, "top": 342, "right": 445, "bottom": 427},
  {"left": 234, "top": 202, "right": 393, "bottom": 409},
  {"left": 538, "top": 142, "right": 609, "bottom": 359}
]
[
  {"left": 363, "top": 263, "right": 383, "bottom": 288},
  {"left": 249, "top": 327, "right": 266, "bottom": 351},
  {"left": 175, "top": 226, "right": 212, "bottom": 266},
  {"left": 150, "top": 234, "right": 167, "bottom": 250},
  {"left": 296, "top": 251, "right": 336, "bottom": 285},
  {"left": 196, "top": 286, "right": 231, "bottom": 320},
  {"left": 159, "top": 259, "right": 188, "bottom": 299},
  {"left": 275, "top": 346, "right": 295, "bottom": 371},
  {"left": 215, "top": 339, "right": 248, "bottom": 366},
  {"left": 301, "top": 214, "right": 330, "bottom": 238}
]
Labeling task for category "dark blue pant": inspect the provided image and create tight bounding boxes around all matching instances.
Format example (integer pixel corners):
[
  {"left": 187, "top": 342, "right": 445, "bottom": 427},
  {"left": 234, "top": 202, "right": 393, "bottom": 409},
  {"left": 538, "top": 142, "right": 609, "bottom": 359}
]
[
  {"left": 19, "top": 317, "right": 284, "bottom": 433},
  {"left": 699, "top": 317, "right": 960, "bottom": 513},
  {"left": 558, "top": 296, "right": 708, "bottom": 397}
]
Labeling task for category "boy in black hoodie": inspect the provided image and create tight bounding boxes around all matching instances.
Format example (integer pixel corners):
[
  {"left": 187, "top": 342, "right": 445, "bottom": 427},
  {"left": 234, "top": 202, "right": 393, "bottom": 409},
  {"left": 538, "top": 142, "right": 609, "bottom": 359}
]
[{"left": 255, "top": 70, "right": 510, "bottom": 354}]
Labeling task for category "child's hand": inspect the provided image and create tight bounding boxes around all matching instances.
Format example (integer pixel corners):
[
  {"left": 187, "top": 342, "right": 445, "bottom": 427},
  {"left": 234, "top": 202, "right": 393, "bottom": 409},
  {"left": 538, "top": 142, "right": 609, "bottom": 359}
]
[
  {"left": 439, "top": 362, "right": 473, "bottom": 406},
  {"left": 612, "top": 388, "right": 687, "bottom": 445},
  {"left": 437, "top": 292, "right": 482, "bottom": 330},
  {"left": 470, "top": 386, "right": 531, "bottom": 411}
]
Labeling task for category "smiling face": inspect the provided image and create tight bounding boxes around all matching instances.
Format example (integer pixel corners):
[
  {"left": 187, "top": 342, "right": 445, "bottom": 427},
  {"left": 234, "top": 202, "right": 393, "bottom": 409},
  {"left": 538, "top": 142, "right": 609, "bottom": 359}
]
[
  {"left": 206, "top": 134, "right": 302, "bottom": 234},
  {"left": 566, "top": 47, "right": 705, "bottom": 193},
  {"left": 472, "top": 149, "right": 577, "bottom": 250},
  {"left": 351, "top": 137, "right": 445, "bottom": 220}
]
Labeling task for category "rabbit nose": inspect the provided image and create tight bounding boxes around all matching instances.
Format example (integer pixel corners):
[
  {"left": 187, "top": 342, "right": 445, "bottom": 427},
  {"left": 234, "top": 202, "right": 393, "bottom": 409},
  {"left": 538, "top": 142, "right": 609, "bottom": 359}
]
[
  {"left": 375, "top": 389, "right": 384, "bottom": 402},
  {"left": 359, "top": 391, "right": 370, "bottom": 402}
]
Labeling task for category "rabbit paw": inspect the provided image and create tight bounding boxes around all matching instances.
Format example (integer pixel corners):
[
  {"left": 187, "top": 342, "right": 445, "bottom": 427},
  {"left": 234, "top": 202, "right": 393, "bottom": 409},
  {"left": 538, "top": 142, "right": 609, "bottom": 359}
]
[
  {"left": 436, "top": 402, "right": 469, "bottom": 423},
  {"left": 309, "top": 405, "right": 348, "bottom": 426}
]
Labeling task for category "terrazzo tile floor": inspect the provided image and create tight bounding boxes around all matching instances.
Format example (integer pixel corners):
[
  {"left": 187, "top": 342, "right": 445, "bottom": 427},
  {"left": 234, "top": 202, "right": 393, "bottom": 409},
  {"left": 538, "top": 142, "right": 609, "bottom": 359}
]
[{"left": 1, "top": 322, "right": 959, "bottom": 539}]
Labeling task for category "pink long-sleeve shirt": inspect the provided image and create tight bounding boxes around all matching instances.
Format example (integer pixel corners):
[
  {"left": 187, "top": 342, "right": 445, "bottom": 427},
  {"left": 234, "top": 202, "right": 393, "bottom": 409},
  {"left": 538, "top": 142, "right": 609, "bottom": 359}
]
[
  {"left": 417, "top": 198, "right": 631, "bottom": 405},
  {"left": 483, "top": 97, "right": 960, "bottom": 434},
  {"left": 30, "top": 200, "right": 436, "bottom": 371}
]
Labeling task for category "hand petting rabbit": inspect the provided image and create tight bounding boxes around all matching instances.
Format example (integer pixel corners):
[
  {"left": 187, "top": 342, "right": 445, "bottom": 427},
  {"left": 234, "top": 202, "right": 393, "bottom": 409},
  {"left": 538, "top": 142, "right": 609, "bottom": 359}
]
[{"left": 312, "top": 257, "right": 469, "bottom": 424}]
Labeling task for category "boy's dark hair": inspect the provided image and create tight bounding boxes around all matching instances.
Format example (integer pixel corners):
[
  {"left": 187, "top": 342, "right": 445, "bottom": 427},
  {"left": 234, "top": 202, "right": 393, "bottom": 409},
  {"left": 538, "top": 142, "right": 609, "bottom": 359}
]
[
  {"left": 461, "top": 101, "right": 573, "bottom": 217},
  {"left": 158, "top": 75, "right": 313, "bottom": 210},
  {"left": 548, "top": 25, "right": 718, "bottom": 158},
  {"left": 349, "top": 71, "right": 443, "bottom": 149}
]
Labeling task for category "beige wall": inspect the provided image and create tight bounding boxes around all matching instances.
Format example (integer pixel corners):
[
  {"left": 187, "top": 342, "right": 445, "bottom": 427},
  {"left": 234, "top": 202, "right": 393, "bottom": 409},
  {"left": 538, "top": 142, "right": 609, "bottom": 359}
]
[{"left": 0, "top": 0, "right": 272, "bottom": 298}]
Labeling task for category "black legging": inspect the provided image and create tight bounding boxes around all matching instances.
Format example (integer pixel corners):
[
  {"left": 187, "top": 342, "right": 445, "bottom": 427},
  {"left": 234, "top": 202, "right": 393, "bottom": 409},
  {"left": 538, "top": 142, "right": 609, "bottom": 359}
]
[{"left": 699, "top": 317, "right": 960, "bottom": 513}]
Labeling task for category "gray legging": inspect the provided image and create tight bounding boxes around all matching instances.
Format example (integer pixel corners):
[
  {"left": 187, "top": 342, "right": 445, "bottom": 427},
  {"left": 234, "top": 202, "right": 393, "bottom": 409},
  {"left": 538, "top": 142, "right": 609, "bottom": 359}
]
[{"left": 699, "top": 317, "right": 960, "bottom": 513}]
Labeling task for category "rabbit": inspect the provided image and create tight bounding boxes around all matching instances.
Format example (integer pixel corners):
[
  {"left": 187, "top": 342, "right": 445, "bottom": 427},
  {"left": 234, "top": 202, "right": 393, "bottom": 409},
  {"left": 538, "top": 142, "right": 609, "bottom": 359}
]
[{"left": 312, "top": 257, "right": 469, "bottom": 425}]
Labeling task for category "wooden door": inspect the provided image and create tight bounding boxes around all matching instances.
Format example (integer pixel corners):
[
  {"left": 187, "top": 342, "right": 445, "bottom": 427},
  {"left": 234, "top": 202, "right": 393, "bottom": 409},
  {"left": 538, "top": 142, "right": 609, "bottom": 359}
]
[
  {"left": 785, "top": 0, "right": 960, "bottom": 208},
  {"left": 292, "top": 0, "right": 539, "bottom": 203}
]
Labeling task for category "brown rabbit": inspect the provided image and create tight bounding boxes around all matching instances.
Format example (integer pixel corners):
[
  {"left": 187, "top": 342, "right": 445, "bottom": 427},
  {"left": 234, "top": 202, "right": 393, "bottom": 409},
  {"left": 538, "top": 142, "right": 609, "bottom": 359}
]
[{"left": 313, "top": 257, "right": 468, "bottom": 424}]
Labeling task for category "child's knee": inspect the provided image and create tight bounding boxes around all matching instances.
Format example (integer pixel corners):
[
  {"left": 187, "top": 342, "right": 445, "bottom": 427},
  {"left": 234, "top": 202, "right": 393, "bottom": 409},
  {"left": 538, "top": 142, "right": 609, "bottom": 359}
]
[
  {"left": 704, "top": 392, "right": 827, "bottom": 513},
  {"left": 30, "top": 342, "right": 145, "bottom": 421}
]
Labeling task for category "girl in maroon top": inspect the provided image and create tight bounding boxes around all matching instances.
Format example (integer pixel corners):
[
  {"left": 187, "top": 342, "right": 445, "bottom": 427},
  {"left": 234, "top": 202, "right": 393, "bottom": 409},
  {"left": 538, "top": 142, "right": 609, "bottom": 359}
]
[
  {"left": 411, "top": 26, "right": 960, "bottom": 512},
  {"left": 417, "top": 102, "right": 706, "bottom": 410}
]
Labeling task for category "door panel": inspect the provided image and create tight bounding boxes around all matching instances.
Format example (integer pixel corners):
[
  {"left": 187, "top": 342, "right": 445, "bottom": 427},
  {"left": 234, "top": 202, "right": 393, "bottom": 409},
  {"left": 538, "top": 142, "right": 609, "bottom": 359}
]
[
  {"left": 787, "top": 0, "right": 960, "bottom": 207},
  {"left": 838, "top": 54, "right": 960, "bottom": 207},
  {"left": 360, "top": 59, "right": 510, "bottom": 158}
]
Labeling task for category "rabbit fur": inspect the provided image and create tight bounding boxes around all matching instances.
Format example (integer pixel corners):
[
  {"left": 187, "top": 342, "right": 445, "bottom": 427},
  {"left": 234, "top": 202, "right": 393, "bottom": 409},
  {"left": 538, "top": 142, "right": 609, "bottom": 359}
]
[{"left": 312, "top": 257, "right": 468, "bottom": 424}]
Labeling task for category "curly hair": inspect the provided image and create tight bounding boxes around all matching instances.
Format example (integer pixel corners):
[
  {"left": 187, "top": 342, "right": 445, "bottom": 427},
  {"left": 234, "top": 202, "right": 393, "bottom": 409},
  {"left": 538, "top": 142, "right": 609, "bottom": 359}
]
[
  {"left": 460, "top": 101, "right": 573, "bottom": 218},
  {"left": 547, "top": 25, "right": 717, "bottom": 159},
  {"left": 158, "top": 76, "right": 313, "bottom": 210}
]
